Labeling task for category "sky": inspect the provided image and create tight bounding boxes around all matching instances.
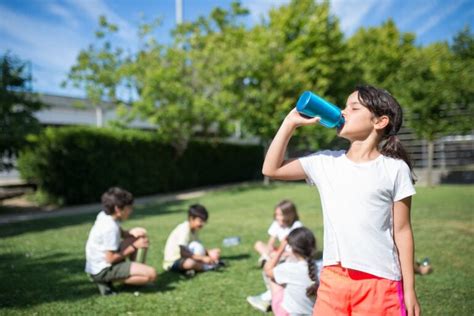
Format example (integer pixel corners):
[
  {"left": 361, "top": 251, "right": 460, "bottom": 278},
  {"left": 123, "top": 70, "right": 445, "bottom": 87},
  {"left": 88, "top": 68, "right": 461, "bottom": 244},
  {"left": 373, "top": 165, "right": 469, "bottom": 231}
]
[{"left": 0, "top": 0, "right": 472, "bottom": 97}]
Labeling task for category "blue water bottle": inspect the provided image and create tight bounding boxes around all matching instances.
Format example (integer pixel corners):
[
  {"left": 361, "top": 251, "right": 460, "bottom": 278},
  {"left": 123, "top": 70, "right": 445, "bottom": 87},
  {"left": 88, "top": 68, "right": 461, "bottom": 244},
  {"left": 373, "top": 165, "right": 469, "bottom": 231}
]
[{"left": 296, "top": 91, "right": 344, "bottom": 129}]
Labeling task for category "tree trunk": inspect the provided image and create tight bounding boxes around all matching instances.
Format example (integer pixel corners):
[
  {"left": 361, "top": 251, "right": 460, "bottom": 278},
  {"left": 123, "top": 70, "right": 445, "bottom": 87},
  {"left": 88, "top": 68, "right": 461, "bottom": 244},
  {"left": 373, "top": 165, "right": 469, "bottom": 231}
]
[
  {"left": 263, "top": 140, "right": 270, "bottom": 185},
  {"left": 426, "top": 140, "right": 434, "bottom": 187}
]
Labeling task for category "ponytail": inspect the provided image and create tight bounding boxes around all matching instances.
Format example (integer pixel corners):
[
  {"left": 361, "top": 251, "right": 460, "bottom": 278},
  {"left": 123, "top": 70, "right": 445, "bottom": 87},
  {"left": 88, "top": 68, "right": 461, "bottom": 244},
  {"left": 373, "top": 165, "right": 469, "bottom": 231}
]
[
  {"left": 355, "top": 84, "right": 417, "bottom": 184},
  {"left": 286, "top": 227, "right": 319, "bottom": 298},
  {"left": 305, "top": 257, "right": 319, "bottom": 298},
  {"left": 380, "top": 135, "right": 417, "bottom": 184}
]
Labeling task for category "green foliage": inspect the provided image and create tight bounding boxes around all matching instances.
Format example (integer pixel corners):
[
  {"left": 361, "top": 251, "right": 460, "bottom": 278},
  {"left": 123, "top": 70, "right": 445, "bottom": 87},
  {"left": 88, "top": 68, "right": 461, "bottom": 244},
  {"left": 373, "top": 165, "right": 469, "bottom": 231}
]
[
  {"left": 62, "top": 16, "right": 126, "bottom": 119},
  {"left": 0, "top": 184, "right": 472, "bottom": 315},
  {"left": 348, "top": 20, "right": 416, "bottom": 90},
  {"left": 236, "top": 0, "right": 352, "bottom": 149},
  {"left": 394, "top": 31, "right": 473, "bottom": 141},
  {"left": 17, "top": 127, "right": 262, "bottom": 205},
  {"left": 0, "top": 52, "right": 43, "bottom": 171},
  {"left": 126, "top": 2, "right": 250, "bottom": 147}
]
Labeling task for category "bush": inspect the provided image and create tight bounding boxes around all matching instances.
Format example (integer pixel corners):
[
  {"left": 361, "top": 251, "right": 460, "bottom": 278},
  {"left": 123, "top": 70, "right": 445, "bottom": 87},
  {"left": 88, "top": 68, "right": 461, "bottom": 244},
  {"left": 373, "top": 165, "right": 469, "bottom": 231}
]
[{"left": 18, "top": 127, "right": 263, "bottom": 205}]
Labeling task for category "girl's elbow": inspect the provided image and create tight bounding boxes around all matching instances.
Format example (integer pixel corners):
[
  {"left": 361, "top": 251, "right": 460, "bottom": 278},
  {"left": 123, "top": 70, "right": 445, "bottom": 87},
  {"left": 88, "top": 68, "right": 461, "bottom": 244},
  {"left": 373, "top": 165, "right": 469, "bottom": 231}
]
[{"left": 262, "top": 167, "right": 274, "bottom": 178}]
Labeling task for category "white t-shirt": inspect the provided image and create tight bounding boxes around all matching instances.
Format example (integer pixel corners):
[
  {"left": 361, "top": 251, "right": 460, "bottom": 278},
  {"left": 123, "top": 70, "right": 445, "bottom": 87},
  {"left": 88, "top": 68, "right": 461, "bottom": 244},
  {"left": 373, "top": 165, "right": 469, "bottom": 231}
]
[
  {"left": 163, "top": 221, "right": 198, "bottom": 270},
  {"left": 85, "top": 211, "right": 121, "bottom": 275},
  {"left": 268, "top": 220, "right": 303, "bottom": 241},
  {"left": 274, "top": 258, "right": 323, "bottom": 315},
  {"left": 299, "top": 150, "right": 416, "bottom": 280}
]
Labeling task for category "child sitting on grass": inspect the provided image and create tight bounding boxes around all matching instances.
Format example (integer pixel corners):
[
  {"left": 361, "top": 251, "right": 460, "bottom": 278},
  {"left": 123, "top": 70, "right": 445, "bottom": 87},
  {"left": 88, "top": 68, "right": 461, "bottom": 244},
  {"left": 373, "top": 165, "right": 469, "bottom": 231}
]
[
  {"left": 264, "top": 227, "right": 321, "bottom": 316},
  {"left": 248, "top": 200, "right": 303, "bottom": 310},
  {"left": 163, "top": 204, "right": 222, "bottom": 275},
  {"left": 85, "top": 187, "right": 157, "bottom": 295}
]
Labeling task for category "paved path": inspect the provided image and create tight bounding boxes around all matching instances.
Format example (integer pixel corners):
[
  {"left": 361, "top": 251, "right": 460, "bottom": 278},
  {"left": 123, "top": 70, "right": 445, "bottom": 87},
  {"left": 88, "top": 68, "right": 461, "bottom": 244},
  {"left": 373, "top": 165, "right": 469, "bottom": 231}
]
[{"left": 0, "top": 182, "right": 251, "bottom": 225}]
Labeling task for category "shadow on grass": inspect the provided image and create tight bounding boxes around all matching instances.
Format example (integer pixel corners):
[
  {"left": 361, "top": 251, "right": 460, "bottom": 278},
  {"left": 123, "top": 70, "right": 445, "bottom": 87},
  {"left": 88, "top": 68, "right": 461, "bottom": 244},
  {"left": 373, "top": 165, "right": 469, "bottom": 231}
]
[
  {"left": 0, "top": 251, "right": 95, "bottom": 309},
  {"left": 0, "top": 200, "right": 188, "bottom": 238},
  {"left": 220, "top": 253, "right": 251, "bottom": 261}
]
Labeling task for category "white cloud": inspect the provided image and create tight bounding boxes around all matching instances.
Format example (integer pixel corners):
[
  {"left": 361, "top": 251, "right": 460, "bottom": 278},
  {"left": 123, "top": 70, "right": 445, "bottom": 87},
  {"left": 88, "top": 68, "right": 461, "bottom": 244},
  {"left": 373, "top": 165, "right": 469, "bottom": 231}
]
[
  {"left": 416, "top": 0, "right": 465, "bottom": 36},
  {"left": 0, "top": 4, "right": 90, "bottom": 95},
  {"left": 0, "top": 4, "right": 85, "bottom": 70},
  {"left": 241, "top": 0, "right": 289, "bottom": 23},
  {"left": 66, "top": 0, "right": 136, "bottom": 43},
  {"left": 330, "top": 0, "right": 380, "bottom": 35},
  {"left": 46, "top": 2, "right": 80, "bottom": 29}
]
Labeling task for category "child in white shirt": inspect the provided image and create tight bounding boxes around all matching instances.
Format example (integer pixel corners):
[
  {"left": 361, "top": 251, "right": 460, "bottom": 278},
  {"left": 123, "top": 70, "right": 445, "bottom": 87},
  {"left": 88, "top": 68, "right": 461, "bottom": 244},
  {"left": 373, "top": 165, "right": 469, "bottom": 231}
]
[
  {"left": 262, "top": 85, "right": 420, "bottom": 315},
  {"left": 264, "top": 227, "right": 321, "bottom": 316},
  {"left": 254, "top": 200, "right": 303, "bottom": 266},
  {"left": 85, "top": 187, "right": 156, "bottom": 295}
]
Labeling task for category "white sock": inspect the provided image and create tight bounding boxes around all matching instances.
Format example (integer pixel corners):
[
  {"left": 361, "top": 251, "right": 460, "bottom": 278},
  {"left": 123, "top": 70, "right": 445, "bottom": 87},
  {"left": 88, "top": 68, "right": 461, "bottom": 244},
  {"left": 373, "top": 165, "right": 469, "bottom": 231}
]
[{"left": 260, "top": 290, "right": 272, "bottom": 301}]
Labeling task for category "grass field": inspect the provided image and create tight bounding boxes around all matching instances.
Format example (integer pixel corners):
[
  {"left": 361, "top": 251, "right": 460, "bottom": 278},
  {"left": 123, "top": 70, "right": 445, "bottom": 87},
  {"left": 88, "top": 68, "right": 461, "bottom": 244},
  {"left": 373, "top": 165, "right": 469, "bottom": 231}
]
[{"left": 0, "top": 183, "right": 472, "bottom": 315}]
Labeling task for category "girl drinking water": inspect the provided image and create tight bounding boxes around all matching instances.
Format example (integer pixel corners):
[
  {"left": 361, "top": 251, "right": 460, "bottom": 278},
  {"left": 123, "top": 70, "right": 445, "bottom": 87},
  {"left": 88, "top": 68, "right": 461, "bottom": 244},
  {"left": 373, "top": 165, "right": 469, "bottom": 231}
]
[{"left": 262, "top": 85, "right": 420, "bottom": 316}]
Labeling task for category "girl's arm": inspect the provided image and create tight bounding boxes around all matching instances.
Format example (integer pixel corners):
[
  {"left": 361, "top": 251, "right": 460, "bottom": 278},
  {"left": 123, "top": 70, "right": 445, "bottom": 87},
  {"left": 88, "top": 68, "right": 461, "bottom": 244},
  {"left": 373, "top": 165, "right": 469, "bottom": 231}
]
[
  {"left": 262, "top": 109, "right": 319, "bottom": 180},
  {"left": 267, "top": 236, "right": 277, "bottom": 251},
  {"left": 264, "top": 239, "right": 288, "bottom": 279},
  {"left": 393, "top": 196, "right": 421, "bottom": 316}
]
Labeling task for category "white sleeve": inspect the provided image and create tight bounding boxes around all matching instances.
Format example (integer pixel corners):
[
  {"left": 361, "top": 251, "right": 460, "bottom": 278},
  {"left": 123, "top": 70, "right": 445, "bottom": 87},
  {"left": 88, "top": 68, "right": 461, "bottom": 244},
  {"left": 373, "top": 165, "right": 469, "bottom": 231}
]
[
  {"left": 273, "top": 262, "right": 293, "bottom": 285},
  {"left": 267, "top": 221, "right": 279, "bottom": 237},
  {"left": 393, "top": 161, "right": 416, "bottom": 201},
  {"left": 298, "top": 150, "right": 341, "bottom": 186},
  {"left": 298, "top": 154, "right": 319, "bottom": 186}
]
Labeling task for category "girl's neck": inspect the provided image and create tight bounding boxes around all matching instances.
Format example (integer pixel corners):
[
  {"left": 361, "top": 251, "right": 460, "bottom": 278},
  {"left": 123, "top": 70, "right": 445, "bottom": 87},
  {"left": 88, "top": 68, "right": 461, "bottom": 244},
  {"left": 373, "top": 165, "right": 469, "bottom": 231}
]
[{"left": 346, "top": 140, "right": 381, "bottom": 163}]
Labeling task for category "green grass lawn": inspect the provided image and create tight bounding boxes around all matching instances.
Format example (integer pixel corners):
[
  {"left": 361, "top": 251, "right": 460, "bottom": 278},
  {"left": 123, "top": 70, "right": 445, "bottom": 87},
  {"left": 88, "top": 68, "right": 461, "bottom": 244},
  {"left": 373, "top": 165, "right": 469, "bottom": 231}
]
[{"left": 0, "top": 183, "right": 473, "bottom": 315}]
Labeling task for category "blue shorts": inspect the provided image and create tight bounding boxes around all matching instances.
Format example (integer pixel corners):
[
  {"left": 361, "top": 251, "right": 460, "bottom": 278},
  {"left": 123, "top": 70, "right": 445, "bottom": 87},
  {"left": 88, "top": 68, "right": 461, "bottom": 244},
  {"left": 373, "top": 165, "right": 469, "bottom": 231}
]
[{"left": 170, "top": 258, "right": 186, "bottom": 272}]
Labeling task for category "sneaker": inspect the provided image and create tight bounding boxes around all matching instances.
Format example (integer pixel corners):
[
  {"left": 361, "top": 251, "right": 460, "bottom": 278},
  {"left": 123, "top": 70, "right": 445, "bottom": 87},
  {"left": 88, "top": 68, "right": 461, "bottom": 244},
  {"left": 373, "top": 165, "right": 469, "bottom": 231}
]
[
  {"left": 96, "top": 282, "right": 117, "bottom": 296},
  {"left": 246, "top": 295, "right": 271, "bottom": 312},
  {"left": 185, "top": 269, "right": 196, "bottom": 277}
]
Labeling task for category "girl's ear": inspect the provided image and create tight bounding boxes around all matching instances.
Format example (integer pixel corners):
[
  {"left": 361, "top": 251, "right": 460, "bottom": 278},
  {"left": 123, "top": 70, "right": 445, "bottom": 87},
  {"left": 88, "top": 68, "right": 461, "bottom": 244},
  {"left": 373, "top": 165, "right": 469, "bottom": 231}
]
[
  {"left": 114, "top": 206, "right": 122, "bottom": 216},
  {"left": 374, "top": 115, "right": 389, "bottom": 131}
]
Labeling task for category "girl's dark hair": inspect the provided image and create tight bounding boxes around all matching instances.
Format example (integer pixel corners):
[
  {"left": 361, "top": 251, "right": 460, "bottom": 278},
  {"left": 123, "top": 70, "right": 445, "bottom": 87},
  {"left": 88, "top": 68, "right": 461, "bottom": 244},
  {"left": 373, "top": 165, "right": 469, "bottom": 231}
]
[
  {"left": 101, "top": 187, "right": 134, "bottom": 215},
  {"left": 286, "top": 227, "right": 318, "bottom": 298},
  {"left": 355, "top": 85, "right": 416, "bottom": 183},
  {"left": 275, "top": 200, "right": 299, "bottom": 226},
  {"left": 188, "top": 204, "right": 209, "bottom": 221}
]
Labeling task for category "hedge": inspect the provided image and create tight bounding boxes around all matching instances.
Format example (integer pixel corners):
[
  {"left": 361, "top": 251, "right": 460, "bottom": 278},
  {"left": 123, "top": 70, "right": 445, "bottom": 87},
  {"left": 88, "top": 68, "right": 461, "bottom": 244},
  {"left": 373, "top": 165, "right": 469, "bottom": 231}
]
[{"left": 18, "top": 127, "right": 263, "bottom": 205}]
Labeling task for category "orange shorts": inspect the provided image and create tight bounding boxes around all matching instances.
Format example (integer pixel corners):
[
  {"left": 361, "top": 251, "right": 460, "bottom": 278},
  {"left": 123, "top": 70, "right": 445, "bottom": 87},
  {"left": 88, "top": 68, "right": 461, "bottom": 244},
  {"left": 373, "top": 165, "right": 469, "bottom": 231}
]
[{"left": 313, "top": 265, "right": 406, "bottom": 316}]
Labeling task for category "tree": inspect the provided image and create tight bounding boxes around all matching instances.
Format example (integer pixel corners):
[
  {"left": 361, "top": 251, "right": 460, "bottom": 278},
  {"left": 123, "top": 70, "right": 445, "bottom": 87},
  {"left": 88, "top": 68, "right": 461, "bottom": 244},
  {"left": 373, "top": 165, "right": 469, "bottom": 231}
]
[
  {"left": 394, "top": 28, "right": 473, "bottom": 185},
  {"left": 127, "top": 2, "right": 250, "bottom": 150},
  {"left": 235, "top": 0, "right": 353, "bottom": 152},
  {"left": 63, "top": 16, "right": 125, "bottom": 127},
  {"left": 347, "top": 19, "right": 416, "bottom": 91},
  {"left": 0, "top": 52, "right": 43, "bottom": 171}
]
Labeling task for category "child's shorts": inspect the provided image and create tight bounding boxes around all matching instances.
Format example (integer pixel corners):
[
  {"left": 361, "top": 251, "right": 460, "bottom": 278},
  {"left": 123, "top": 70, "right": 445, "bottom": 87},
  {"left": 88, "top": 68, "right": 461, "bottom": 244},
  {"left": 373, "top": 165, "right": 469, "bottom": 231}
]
[
  {"left": 169, "top": 258, "right": 186, "bottom": 272},
  {"left": 313, "top": 265, "right": 406, "bottom": 316},
  {"left": 91, "top": 261, "right": 131, "bottom": 283}
]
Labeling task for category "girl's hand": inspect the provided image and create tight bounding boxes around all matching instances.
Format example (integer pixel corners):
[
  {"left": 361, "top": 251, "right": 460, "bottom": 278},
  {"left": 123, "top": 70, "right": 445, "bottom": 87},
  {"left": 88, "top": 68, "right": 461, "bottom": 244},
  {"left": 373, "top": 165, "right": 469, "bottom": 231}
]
[
  {"left": 284, "top": 108, "right": 320, "bottom": 128},
  {"left": 404, "top": 289, "right": 421, "bottom": 316}
]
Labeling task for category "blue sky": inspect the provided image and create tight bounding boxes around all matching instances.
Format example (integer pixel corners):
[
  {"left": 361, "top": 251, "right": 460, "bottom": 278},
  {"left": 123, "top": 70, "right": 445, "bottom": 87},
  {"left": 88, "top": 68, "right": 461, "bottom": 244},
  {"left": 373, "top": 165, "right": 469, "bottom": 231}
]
[{"left": 0, "top": 0, "right": 472, "bottom": 97}]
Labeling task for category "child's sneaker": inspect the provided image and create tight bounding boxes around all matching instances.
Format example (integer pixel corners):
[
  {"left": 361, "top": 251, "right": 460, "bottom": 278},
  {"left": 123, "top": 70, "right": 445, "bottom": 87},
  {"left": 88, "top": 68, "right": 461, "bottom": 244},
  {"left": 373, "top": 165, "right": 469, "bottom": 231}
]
[
  {"left": 185, "top": 269, "right": 196, "bottom": 277},
  {"left": 246, "top": 295, "right": 271, "bottom": 312},
  {"left": 96, "top": 282, "right": 117, "bottom": 296}
]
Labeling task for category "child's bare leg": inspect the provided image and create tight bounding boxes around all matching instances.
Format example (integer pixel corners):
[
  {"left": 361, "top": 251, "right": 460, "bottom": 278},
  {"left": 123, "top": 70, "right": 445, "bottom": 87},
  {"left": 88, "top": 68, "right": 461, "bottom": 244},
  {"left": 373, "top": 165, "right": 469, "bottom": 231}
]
[
  {"left": 254, "top": 241, "right": 270, "bottom": 256},
  {"left": 123, "top": 262, "right": 157, "bottom": 285},
  {"left": 181, "top": 258, "right": 204, "bottom": 271},
  {"left": 129, "top": 227, "right": 147, "bottom": 238}
]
